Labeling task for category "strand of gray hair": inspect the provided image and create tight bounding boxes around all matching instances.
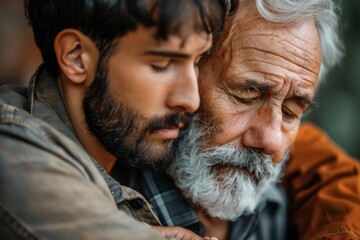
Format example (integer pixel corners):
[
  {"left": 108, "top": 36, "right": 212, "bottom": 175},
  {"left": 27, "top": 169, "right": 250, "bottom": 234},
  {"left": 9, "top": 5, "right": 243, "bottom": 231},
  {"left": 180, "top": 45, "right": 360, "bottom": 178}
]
[{"left": 255, "top": 0, "right": 344, "bottom": 82}]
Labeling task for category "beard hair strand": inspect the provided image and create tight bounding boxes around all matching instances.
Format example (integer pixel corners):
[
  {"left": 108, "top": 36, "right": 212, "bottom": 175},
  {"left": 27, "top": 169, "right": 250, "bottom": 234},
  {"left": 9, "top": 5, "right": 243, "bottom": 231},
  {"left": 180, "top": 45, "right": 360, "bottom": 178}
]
[{"left": 167, "top": 119, "right": 288, "bottom": 220}]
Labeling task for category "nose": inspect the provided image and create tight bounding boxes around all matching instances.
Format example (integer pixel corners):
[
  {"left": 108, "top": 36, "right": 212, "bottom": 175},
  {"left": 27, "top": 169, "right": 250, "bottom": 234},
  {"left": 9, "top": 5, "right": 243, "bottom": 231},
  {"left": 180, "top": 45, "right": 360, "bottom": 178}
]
[
  {"left": 242, "top": 107, "right": 283, "bottom": 156},
  {"left": 166, "top": 65, "right": 200, "bottom": 113}
]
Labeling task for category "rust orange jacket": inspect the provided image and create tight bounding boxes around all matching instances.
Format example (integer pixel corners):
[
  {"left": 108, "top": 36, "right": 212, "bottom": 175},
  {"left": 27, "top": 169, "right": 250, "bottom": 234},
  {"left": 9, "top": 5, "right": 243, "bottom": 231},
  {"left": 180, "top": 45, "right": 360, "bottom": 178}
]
[{"left": 284, "top": 123, "right": 360, "bottom": 240}]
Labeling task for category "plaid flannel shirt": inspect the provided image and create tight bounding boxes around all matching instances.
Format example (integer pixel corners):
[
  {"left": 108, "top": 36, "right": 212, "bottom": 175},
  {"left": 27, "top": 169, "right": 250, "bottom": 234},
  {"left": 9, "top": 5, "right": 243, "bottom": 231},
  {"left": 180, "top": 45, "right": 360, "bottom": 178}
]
[{"left": 122, "top": 166, "right": 288, "bottom": 240}]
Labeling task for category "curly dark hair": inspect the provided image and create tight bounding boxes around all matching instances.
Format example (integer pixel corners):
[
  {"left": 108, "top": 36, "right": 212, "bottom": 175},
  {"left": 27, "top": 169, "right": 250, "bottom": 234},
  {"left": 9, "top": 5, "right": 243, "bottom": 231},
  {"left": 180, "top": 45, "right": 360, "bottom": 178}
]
[{"left": 24, "top": 0, "right": 230, "bottom": 78}]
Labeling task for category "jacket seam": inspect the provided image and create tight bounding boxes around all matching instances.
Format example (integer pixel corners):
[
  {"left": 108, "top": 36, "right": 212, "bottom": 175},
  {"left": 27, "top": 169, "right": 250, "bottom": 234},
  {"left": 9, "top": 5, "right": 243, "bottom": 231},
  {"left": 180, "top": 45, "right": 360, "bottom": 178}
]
[{"left": 0, "top": 204, "right": 39, "bottom": 240}]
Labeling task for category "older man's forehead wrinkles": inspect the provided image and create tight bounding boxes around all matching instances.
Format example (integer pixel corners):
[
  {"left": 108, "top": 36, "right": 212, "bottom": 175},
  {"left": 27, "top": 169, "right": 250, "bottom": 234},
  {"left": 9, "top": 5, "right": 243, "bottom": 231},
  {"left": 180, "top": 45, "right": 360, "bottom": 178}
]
[
  {"left": 281, "top": 36, "right": 320, "bottom": 74},
  {"left": 230, "top": 33, "right": 320, "bottom": 78}
]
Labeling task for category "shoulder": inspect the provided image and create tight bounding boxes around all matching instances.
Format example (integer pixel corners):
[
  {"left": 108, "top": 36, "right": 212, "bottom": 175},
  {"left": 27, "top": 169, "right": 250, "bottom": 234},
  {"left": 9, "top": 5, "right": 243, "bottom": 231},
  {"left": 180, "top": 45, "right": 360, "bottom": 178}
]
[
  {"left": 0, "top": 102, "right": 164, "bottom": 240},
  {"left": 0, "top": 84, "right": 29, "bottom": 110},
  {"left": 0, "top": 101, "right": 107, "bottom": 189},
  {"left": 0, "top": 101, "right": 77, "bottom": 157},
  {"left": 0, "top": 101, "right": 107, "bottom": 185}
]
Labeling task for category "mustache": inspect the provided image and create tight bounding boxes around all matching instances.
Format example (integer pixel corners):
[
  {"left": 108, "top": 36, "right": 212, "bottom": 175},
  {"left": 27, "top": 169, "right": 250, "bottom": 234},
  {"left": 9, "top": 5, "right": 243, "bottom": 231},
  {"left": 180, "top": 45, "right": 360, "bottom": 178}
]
[
  {"left": 168, "top": 116, "right": 289, "bottom": 219},
  {"left": 147, "top": 113, "right": 193, "bottom": 132},
  {"left": 204, "top": 146, "right": 275, "bottom": 182},
  {"left": 172, "top": 118, "right": 283, "bottom": 182}
]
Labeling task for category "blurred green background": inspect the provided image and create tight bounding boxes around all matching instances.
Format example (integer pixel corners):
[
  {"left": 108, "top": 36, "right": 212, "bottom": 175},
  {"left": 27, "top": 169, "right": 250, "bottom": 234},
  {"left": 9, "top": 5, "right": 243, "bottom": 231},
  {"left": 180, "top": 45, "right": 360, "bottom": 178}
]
[{"left": 304, "top": 0, "right": 360, "bottom": 159}]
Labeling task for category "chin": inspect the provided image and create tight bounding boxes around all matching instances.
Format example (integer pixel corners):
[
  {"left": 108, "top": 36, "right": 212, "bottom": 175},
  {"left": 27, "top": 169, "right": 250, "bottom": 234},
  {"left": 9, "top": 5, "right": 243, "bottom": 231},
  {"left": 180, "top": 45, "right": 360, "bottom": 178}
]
[
  {"left": 192, "top": 172, "right": 267, "bottom": 220},
  {"left": 126, "top": 140, "right": 176, "bottom": 171}
]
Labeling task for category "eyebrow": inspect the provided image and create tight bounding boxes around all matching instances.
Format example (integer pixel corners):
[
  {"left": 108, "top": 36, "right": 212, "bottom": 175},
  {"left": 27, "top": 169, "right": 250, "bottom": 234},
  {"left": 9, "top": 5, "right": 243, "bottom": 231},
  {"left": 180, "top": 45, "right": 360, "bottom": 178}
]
[
  {"left": 234, "top": 79, "right": 274, "bottom": 93},
  {"left": 291, "top": 95, "right": 319, "bottom": 111},
  {"left": 143, "top": 50, "right": 190, "bottom": 59},
  {"left": 244, "top": 80, "right": 318, "bottom": 108},
  {"left": 247, "top": 81, "right": 272, "bottom": 92},
  {"left": 229, "top": 79, "right": 318, "bottom": 109}
]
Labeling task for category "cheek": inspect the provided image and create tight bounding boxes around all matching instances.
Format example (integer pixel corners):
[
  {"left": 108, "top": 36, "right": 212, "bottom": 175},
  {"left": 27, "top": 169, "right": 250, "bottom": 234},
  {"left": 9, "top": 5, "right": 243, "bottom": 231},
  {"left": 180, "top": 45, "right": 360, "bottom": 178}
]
[
  {"left": 108, "top": 53, "right": 160, "bottom": 95},
  {"left": 198, "top": 96, "right": 224, "bottom": 141},
  {"left": 285, "top": 123, "right": 300, "bottom": 147},
  {"left": 201, "top": 102, "right": 246, "bottom": 146},
  {"left": 273, "top": 125, "right": 300, "bottom": 163},
  {"left": 199, "top": 87, "right": 250, "bottom": 146},
  {"left": 107, "top": 67, "right": 168, "bottom": 113},
  {"left": 109, "top": 63, "right": 146, "bottom": 92}
]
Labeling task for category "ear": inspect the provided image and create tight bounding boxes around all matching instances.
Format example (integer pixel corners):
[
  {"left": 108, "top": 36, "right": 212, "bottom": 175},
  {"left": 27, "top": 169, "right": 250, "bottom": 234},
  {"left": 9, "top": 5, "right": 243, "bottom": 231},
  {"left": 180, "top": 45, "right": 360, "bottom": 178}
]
[{"left": 54, "top": 29, "right": 97, "bottom": 84}]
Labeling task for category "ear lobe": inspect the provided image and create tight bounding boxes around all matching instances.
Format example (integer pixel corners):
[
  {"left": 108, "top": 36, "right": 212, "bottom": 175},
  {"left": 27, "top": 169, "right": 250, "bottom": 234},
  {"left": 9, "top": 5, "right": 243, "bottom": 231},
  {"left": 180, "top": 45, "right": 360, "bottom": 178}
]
[{"left": 54, "top": 30, "right": 89, "bottom": 84}]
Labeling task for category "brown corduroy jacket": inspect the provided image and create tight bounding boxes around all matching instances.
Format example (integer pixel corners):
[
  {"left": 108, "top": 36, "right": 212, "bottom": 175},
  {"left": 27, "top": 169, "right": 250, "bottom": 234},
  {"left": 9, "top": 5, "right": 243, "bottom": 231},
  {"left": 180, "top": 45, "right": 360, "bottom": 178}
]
[{"left": 284, "top": 123, "right": 360, "bottom": 240}]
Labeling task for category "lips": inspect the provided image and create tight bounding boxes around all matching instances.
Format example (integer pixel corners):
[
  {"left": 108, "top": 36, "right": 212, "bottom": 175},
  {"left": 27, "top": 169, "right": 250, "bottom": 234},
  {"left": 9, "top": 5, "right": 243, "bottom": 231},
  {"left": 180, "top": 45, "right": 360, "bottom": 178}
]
[
  {"left": 151, "top": 122, "right": 185, "bottom": 140},
  {"left": 154, "top": 127, "right": 180, "bottom": 139}
]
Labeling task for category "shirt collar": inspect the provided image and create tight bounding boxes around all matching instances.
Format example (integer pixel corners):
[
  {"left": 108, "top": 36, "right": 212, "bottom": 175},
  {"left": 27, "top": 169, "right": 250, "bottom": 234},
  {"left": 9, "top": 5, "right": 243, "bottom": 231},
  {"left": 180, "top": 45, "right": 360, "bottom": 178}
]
[
  {"left": 125, "top": 168, "right": 264, "bottom": 238},
  {"left": 126, "top": 169, "right": 205, "bottom": 233}
]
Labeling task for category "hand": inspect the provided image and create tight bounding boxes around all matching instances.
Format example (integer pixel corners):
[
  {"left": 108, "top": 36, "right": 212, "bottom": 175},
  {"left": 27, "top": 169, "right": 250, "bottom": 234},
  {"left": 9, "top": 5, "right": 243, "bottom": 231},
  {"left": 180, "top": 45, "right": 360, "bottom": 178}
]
[{"left": 144, "top": 223, "right": 218, "bottom": 240}]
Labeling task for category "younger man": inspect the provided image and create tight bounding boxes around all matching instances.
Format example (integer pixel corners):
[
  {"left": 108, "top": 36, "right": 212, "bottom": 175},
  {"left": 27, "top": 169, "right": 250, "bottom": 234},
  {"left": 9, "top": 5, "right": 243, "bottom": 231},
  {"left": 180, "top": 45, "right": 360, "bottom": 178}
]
[{"left": 0, "top": 0, "right": 228, "bottom": 239}]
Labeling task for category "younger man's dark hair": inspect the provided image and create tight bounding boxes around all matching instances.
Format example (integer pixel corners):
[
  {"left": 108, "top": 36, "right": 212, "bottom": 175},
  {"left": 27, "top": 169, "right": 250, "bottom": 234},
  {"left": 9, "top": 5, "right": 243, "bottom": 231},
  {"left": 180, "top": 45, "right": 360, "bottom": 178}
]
[{"left": 24, "top": 0, "right": 229, "bottom": 78}]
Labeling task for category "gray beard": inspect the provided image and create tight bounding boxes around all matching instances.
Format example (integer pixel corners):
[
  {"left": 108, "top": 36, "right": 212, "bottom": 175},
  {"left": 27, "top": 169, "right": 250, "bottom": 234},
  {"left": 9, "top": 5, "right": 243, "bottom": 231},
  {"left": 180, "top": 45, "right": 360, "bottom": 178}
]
[{"left": 167, "top": 121, "right": 288, "bottom": 220}]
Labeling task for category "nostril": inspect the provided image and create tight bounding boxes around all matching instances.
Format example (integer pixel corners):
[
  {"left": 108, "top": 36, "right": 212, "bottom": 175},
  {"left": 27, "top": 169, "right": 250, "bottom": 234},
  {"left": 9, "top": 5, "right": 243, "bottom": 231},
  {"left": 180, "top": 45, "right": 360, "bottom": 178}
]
[
  {"left": 172, "top": 106, "right": 187, "bottom": 113},
  {"left": 249, "top": 147, "right": 264, "bottom": 154}
]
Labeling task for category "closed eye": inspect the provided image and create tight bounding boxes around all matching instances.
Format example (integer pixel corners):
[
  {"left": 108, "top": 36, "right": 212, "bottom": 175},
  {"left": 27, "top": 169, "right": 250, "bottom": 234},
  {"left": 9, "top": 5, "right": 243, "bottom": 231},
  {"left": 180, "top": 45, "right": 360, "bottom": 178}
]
[
  {"left": 282, "top": 107, "right": 298, "bottom": 120},
  {"left": 223, "top": 84, "right": 264, "bottom": 105},
  {"left": 150, "top": 61, "right": 171, "bottom": 73},
  {"left": 282, "top": 97, "right": 317, "bottom": 120}
]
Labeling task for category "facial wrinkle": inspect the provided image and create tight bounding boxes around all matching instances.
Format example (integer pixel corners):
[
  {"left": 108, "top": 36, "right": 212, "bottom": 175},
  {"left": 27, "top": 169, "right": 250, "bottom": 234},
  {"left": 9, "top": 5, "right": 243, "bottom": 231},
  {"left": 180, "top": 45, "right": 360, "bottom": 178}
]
[{"left": 232, "top": 34, "right": 319, "bottom": 80}]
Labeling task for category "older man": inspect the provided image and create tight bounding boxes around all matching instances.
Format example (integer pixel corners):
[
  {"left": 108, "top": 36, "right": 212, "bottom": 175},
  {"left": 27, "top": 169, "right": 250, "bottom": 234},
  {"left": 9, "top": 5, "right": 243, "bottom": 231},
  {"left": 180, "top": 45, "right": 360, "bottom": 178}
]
[{"left": 122, "top": 0, "right": 360, "bottom": 239}]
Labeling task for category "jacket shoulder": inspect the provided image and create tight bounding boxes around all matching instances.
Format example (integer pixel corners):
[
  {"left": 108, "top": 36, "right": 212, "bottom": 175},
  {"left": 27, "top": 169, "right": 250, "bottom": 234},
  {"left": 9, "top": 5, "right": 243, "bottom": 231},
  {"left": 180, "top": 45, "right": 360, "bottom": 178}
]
[{"left": 0, "top": 84, "right": 29, "bottom": 111}]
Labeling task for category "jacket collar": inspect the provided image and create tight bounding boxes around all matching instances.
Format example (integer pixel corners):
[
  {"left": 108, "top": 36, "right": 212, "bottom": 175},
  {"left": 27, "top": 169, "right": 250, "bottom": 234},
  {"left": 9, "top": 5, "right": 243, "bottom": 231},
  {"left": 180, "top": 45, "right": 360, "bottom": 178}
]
[{"left": 28, "top": 65, "right": 79, "bottom": 143}]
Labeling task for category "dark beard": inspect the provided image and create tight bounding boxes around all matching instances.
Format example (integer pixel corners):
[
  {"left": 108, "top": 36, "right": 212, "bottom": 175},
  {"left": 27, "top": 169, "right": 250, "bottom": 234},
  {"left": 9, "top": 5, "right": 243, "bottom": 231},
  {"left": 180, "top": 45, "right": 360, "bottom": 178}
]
[{"left": 82, "top": 61, "right": 191, "bottom": 171}]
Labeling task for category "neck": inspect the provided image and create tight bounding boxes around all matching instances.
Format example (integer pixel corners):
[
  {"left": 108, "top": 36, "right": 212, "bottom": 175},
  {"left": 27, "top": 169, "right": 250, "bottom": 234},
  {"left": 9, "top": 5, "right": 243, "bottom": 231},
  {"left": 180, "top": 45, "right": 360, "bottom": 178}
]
[{"left": 57, "top": 76, "right": 117, "bottom": 172}]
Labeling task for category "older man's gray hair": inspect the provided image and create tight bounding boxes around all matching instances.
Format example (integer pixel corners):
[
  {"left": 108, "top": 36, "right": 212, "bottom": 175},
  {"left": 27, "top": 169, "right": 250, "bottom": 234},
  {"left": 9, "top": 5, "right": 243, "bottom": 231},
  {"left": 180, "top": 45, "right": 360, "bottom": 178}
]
[{"left": 255, "top": 0, "right": 343, "bottom": 82}]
